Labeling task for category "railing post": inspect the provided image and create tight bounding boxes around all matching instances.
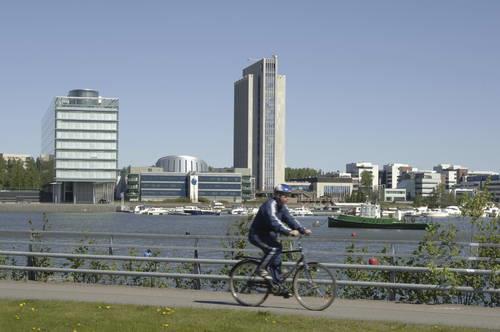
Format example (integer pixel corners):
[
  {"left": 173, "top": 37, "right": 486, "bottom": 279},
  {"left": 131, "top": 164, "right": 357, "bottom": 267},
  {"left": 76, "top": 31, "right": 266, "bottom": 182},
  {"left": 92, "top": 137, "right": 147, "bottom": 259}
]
[
  {"left": 389, "top": 244, "right": 396, "bottom": 301},
  {"left": 192, "top": 237, "right": 201, "bottom": 290},
  {"left": 108, "top": 236, "right": 113, "bottom": 255},
  {"left": 26, "top": 232, "right": 35, "bottom": 281}
]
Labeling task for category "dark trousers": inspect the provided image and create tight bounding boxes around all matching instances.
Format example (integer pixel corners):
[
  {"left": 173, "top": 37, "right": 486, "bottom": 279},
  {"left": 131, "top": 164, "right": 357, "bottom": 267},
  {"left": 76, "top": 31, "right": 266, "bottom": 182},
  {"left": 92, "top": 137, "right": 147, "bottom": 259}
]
[{"left": 248, "top": 231, "right": 283, "bottom": 283}]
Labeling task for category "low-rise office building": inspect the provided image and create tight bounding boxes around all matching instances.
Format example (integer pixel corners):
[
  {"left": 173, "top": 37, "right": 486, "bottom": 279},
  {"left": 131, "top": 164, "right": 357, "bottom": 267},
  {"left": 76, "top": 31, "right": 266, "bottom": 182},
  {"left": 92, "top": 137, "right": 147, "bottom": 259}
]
[
  {"left": 126, "top": 170, "right": 243, "bottom": 203},
  {"left": 383, "top": 188, "right": 407, "bottom": 202}
]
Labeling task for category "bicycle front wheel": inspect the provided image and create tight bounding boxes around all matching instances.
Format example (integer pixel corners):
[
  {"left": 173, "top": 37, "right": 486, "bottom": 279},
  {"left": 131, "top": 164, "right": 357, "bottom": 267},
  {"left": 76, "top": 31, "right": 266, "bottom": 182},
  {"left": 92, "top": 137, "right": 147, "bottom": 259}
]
[
  {"left": 229, "top": 259, "right": 270, "bottom": 307},
  {"left": 293, "top": 262, "right": 336, "bottom": 311}
]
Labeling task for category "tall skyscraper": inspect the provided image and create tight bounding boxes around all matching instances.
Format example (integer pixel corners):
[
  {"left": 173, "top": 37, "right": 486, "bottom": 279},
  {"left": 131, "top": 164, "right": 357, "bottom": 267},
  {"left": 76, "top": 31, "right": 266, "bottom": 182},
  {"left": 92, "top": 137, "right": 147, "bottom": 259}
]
[
  {"left": 42, "top": 89, "right": 119, "bottom": 203},
  {"left": 234, "top": 55, "right": 286, "bottom": 192}
]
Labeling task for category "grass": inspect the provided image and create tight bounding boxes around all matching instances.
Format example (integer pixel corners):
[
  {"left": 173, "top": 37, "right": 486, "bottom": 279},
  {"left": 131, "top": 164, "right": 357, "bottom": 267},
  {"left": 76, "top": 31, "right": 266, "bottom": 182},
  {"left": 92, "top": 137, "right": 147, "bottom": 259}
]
[{"left": 0, "top": 299, "right": 491, "bottom": 332}]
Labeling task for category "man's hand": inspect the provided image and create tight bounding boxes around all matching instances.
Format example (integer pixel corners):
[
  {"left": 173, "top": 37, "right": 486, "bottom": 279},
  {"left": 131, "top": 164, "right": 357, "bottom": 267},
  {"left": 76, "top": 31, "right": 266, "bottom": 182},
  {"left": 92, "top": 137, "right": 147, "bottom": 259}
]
[
  {"left": 289, "top": 230, "right": 300, "bottom": 237},
  {"left": 304, "top": 228, "right": 312, "bottom": 235}
]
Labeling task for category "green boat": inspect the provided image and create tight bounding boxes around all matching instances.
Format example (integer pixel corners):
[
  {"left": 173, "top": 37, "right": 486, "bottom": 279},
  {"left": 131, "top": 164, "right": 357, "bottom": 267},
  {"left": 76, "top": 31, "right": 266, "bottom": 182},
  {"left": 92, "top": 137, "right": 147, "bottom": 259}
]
[{"left": 327, "top": 214, "right": 429, "bottom": 230}]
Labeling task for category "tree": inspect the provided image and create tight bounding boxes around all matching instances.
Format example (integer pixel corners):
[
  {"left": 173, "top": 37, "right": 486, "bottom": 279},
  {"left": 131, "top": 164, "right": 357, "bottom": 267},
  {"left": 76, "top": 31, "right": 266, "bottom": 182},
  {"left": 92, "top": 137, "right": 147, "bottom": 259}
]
[
  {"left": 24, "top": 158, "right": 40, "bottom": 189},
  {"left": 0, "top": 156, "right": 5, "bottom": 189},
  {"left": 345, "top": 190, "right": 366, "bottom": 203},
  {"left": 285, "top": 167, "right": 320, "bottom": 181},
  {"left": 360, "top": 171, "right": 373, "bottom": 189},
  {"left": 359, "top": 171, "right": 374, "bottom": 202},
  {"left": 37, "top": 157, "right": 54, "bottom": 189},
  {"left": 6, "top": 160, "right": 24, "bottom": 189}
]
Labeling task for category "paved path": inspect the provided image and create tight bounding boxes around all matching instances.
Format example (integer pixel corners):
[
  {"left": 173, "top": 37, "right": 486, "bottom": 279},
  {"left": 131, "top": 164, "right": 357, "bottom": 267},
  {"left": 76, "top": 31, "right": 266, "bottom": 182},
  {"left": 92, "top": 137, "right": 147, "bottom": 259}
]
[{"left": 0, "top": 281, "right": 498, "bottom": 330}]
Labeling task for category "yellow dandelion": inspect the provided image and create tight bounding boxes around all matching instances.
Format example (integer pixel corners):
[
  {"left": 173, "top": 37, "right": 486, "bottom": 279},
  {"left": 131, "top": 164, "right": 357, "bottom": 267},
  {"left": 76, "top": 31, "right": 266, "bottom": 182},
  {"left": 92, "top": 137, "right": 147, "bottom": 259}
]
[
  {"left": 19, "top": 303, "right": 25, "bottom": 308},
  {"left": 162, "top": 311, "right": 167, "bottom": 315},
  {"left": 77, "top": 323, "right": 81, "bottom": 326},
  {"left": 37, "top": 329, "right": 41, "bottom": 332},
  {"left": 98, "top": 306, "right": 102, "bottom": 309},
  {"left": 73, "top": 329, "right": 77, "bottom": 332},
  {"left": 272, "top": 320, "right": 276, "bottom": 324},
  {"left": 32, "top": 328, "right": 36, "bottom": 331},
  {"left": 162, "top": 323, "right": 169, "bottom": 328},
  {"left": 105, "top": 305, "right": 111, "bottom": 309},
  {"left": 156, "top": 308, "right": 161, "bottom": 312},
  {"left": 31, "top": 307, "right": 36, "bottom": 312}
]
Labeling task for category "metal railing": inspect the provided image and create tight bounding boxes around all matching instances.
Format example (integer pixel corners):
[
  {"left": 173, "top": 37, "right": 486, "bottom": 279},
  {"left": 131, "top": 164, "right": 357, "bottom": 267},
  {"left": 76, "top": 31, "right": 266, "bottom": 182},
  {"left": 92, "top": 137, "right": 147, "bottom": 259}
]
[
  {"left": 0, "top": 229, "right": 498, "bottom": 298},
  {"left": 0, "top": 249, "right": 498, "bottom": 294}
]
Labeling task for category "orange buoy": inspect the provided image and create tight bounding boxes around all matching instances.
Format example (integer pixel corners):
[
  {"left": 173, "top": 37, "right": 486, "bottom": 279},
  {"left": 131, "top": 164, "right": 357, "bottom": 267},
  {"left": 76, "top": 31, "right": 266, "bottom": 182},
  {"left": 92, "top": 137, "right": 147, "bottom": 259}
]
[
  {"left": 368, "top": 257, "right": 379, "bottom": 265},
  {"left": 351, "top": 232, "right": 358, "bottom": 238}
]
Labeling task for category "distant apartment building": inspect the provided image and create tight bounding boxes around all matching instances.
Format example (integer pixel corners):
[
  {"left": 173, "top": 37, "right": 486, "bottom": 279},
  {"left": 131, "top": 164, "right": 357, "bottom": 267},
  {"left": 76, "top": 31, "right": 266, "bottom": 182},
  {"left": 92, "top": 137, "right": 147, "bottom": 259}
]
[
  {"left": 383, "top": 163, "right": 413, "bottom": 189},
  {"left": 41, "top": 89, "right": 119, "bottom": 203},
  {"left": 433, "top": 164, "right": 469, "bottom": 189},
  {"left": 234, "top": 55, "right": 286, "bottom": 192},
  {"left": 456, "top": 174, "right": 500, "bottom": 203},
  {"left": 414, "top": 171, "right": 441, "bottom": 197},
  {"left": 0, "top": 153, "right": 32, "bottom": 165},
  {"left": 346, "top": 162, "right": 379, "bottom": 190}
]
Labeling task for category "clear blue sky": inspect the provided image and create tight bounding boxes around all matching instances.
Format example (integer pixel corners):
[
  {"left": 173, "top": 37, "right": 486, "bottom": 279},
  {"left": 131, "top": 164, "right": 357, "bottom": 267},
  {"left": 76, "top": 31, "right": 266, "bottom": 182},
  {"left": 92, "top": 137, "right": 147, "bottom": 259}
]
[{"left": 1, "top": 1, "right": 499, "bottom": 172}]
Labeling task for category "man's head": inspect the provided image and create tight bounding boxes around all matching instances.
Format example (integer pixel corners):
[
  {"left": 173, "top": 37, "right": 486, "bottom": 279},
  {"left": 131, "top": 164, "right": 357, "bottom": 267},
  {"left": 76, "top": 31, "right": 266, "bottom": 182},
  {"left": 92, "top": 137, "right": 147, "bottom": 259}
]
[{"left": 273, "top": 184, "right": 292, "bottom": 205}]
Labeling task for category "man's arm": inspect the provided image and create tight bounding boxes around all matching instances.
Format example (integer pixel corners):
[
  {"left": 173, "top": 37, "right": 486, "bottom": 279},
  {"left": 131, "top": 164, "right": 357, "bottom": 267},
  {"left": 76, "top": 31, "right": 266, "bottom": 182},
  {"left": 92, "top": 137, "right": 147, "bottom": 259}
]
[
  {"left": 264, "top": 200, "right": 293, "bottom": 235},
  {"left": 282, "top": 206, "right": 311, "bottom": 235}
]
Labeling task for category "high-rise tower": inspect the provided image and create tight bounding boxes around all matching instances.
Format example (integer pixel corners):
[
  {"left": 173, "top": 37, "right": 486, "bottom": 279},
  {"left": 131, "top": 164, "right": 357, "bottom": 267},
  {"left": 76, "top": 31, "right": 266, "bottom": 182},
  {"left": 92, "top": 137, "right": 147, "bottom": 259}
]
[{"left": 234, "top": 55, "right": 285, "bottom": 192}]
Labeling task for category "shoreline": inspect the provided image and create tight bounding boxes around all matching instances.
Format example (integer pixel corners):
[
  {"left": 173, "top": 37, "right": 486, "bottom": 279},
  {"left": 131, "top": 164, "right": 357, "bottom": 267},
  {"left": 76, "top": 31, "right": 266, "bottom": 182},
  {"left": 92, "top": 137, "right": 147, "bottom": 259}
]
[{"left": 0, "top": 203, "right": 119, "bottom": 213}]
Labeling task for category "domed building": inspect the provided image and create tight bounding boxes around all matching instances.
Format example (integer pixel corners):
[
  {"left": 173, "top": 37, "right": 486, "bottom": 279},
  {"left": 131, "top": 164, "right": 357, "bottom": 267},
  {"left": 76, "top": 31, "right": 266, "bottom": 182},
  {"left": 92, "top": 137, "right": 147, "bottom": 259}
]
[{"left": 156, "top": 155, "right": 208, "bottom": 173}]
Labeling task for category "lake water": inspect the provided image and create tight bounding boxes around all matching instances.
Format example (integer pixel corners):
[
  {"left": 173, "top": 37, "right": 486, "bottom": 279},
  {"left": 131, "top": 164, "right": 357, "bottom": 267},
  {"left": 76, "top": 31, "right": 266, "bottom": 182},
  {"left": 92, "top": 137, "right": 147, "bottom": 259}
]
[{"left": 0, "top": 212, "right": 477, "bottom": 263}]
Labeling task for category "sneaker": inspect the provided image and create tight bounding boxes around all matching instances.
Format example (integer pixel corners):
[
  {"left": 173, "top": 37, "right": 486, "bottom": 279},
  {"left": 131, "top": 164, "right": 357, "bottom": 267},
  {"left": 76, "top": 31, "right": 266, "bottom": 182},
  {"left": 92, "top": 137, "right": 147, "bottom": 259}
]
[
  {"left": 257, "top": 269, "right": 273, "bottom": 282},
  {"left": 279, "top": 289, "right": 293, "bottom": 299}
]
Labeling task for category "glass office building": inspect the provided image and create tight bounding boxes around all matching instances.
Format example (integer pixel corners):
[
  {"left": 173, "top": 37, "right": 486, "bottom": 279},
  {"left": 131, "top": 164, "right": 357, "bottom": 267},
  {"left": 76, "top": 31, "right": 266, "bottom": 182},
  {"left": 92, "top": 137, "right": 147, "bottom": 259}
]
[
  {"left": 127, "top": 171, "right": 243, "bottom": 203},
  {"left": 140, "top": 173, "right": 187, "bottom": 200},
  {"left": 41, "top": 89, "right": 119, "bottom": 203}
]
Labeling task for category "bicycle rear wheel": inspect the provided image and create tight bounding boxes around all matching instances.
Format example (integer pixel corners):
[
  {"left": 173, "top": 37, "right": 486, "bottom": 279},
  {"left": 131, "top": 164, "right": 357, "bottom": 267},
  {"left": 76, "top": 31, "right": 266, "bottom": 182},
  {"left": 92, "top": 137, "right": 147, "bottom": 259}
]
[
  {"left": 293, "top": 262, "right": 336, "bottom": 311},
  {"left": 229, "top": 259, "right": 270, "bottom": 307}
]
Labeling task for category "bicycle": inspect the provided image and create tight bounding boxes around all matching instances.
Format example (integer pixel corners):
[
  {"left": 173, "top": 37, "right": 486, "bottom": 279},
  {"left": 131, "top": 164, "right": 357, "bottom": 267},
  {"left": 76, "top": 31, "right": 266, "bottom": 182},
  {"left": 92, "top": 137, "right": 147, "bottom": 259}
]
[{"left": 229, "top": 235, "right": 336, "bottom": 311}]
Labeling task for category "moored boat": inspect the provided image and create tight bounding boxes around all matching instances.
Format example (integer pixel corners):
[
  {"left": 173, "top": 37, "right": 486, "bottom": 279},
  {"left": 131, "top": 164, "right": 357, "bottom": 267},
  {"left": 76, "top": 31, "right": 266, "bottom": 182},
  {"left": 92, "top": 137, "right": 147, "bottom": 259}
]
[
  {"left": 291, "top": 206, "right": 313, "bottom": 216},
  {"left": 328, "top": 214, "right": 429, "bottom": 230}
]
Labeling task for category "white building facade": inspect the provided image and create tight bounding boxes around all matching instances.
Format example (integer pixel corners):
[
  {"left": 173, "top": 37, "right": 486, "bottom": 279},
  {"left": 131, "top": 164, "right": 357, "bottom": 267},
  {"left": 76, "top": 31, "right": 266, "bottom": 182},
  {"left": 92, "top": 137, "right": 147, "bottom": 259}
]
[
  {"left": 383, "top": 163, "right": 412, "bottom": 189},
  {"left": 42, "top": 89, "right": 119, "bottom": 203},
  {"left": 346, "top": 162, "right": 379, "bottom": 190},
  {"left": 234, "top": 55, "right": 286, "bottom": 192},
  {"left": 414, "top": 171, "right": 441, "bottom": 197}
]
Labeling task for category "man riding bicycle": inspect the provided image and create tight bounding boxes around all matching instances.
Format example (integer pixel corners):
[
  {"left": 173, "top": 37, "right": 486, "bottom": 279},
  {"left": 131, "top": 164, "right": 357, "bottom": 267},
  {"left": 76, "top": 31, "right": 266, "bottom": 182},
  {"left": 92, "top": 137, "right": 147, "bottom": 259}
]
[{"left": 248, "top": 184, "right": 312, "bottom": 297}]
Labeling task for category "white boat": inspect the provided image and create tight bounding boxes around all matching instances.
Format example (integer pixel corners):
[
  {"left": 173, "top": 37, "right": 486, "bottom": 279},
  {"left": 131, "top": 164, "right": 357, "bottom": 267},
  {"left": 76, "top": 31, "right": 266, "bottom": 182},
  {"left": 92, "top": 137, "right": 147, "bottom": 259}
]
[
  {"left": 184, "top": 206, "right": 202, "bottom": 215},
  {"left": 134, "top": 205, "right": 149, "bottom": 214},
  {"left": 199, "top": 207, "right": 221, "bottom": 215},
  {"left": 444, "top": 206, "right": 462, "bottom": 216},
  {"left": 291, "top": 206, "right": 313, "bottom": 216},
  {"left": 425, "top": 209, "right": 449, "bottom": 218},
  {"left": 212, "top": 202, "right": 225, "bottom": 213},
  {"left": 230, "top": 207, "right": 248, "bottom": 215},
  {"left": 483, "top": 206, "right": 499, "bottom": 217},
  {"left": 147, "top": 207, "right": 169, "bottom": 215},
  {"left": 170, "top": 206, "right": 189, "bottom": 216}
]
